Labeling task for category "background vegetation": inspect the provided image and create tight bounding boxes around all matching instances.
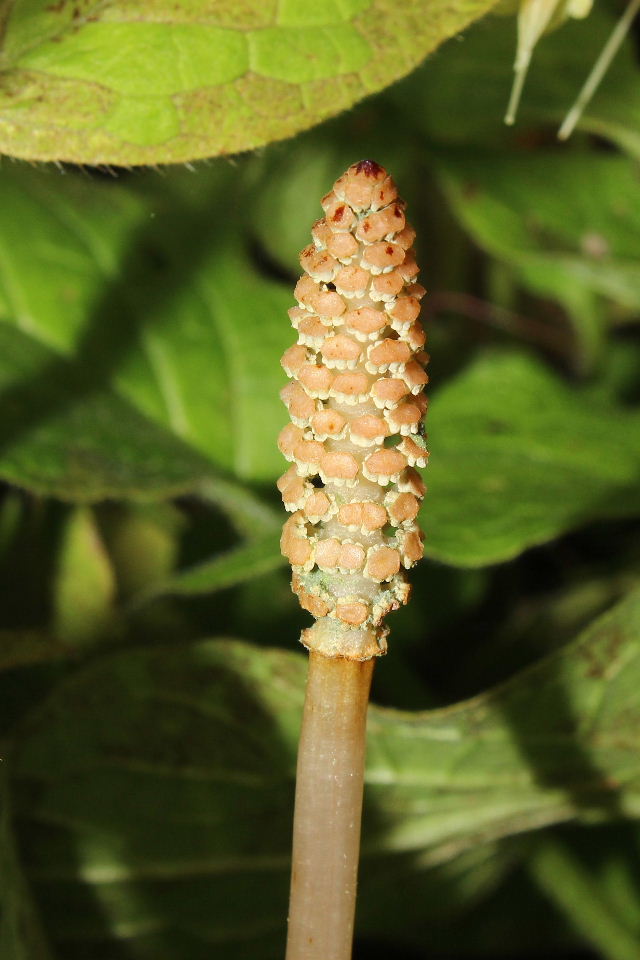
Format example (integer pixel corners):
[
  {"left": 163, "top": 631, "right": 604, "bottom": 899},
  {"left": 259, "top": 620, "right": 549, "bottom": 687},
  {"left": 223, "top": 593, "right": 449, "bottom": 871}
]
[{"left": 0, "top": 0, "right": 639, "bottom": 957}]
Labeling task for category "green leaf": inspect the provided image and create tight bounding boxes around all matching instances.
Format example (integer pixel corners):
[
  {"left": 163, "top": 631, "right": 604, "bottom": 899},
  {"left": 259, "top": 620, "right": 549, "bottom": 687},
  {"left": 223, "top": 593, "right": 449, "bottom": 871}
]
[
  {"left": 142, "top": 528, "right": 285, "bottom": 601},
  {"left": 198, "top": 479, "right": 280, "bottom": 539},
  {"left": 0, "top": 491, "right": 23, "bottom": 561},
  {"left": 0, "top": 0, "right": 499, "bottom": 165},
  {"left": 0, "top": 323, "right": 214, "bottom": 501},
  {"left": 425, "top": 350, "right": 640, "bottom": 566},
  {"left": 433, "top": 149, "right": 640, "bottom": 369},
  {"left": 99, "top": 502, "right": 185, "bottom": 599},
  {"left": 435, "top": 150, "right": 640, "bottom": 309},
  {"left": 530, "top": 836, "right": 640, "bottom": 960},
  {"left": 6, "top": 589, "right": 640, "bottom": 957},
  {"left": 52, "top": 507, "right": 117, "bottom": 647},
  {"left": 355, "top": 842, "right": 514, "bottom": 951},
  {"left": 388, "top": 4, "right": 640, "bottom": 157},
  {"left": 0, "top": 164, "right": 292, "bottom": 496},
  {"left": 0, "top": 766, "right": 53, "bottom": 960}
]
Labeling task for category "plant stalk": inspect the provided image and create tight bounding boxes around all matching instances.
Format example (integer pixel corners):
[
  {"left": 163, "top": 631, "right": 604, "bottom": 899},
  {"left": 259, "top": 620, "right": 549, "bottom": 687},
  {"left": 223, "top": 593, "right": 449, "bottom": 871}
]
[
  {"left": 285, "top": 652, "right": 375, "bottom": 960},
  {"left": 558, "top": 0, "right": 640, "bottom": 140}
]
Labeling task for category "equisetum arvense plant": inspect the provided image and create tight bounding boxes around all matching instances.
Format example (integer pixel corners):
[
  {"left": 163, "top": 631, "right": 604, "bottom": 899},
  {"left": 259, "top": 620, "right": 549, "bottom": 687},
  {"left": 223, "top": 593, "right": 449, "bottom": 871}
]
[{"left": 278, "top": 160, "right": 428, "bottom": 960}]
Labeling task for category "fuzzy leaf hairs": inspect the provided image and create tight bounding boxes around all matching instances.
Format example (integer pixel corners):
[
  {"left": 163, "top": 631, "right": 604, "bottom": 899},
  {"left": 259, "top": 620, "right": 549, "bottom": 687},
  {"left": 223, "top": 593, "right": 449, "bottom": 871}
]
[{"left": 278, "top": 161, "right": 428, "bottom": 661}]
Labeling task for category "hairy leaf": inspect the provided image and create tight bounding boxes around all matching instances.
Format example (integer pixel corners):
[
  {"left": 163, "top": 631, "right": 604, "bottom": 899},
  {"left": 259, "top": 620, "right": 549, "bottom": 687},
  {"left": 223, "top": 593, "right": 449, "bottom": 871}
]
[
  {"left": 6, "top": 589, "right": 640, "bottom": 957},
  {"left": 0, "top": 0, "right": 499, "bottom": 165}
]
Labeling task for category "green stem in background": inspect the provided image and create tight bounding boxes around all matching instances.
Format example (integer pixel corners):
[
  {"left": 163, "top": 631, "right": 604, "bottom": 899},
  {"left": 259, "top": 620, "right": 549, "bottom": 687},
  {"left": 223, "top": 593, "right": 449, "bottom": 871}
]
[
  {"left": 505, "top": 0, "right": 559, "bottom": 125},
  {"left": 286, "top": 653, "right": 374, "bottom": 960},
  {"left": 529, "top": 837, "right": 640, "bottom": 960},
  {"left": 558, "top": 0, "right": 640, "bottom": 140}
]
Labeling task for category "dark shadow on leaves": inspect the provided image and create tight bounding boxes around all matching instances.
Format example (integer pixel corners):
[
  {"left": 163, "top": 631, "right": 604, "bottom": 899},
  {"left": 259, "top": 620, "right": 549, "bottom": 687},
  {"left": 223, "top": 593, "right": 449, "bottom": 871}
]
[
  {"left": 493, "top": 587, "right": 640, "bottom": 915},
  {"left": 0, "top": 174, "right": 227, "bottom": 468},
  {"left": 9, "top": 642, "right": 298, "bottom": 959}
]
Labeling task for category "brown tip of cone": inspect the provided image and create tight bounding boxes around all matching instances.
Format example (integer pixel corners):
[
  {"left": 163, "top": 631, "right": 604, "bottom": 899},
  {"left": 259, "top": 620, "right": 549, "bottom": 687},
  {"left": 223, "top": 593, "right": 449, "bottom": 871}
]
[{"left": 353, "top": 159, "right": 386, "bottom": 178}]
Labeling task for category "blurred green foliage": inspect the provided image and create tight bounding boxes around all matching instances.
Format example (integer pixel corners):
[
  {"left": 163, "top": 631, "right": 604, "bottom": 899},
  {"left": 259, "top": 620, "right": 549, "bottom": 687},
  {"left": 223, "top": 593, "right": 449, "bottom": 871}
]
[{"left": 0, "top": 1, "right": 640, "bottom": 958}]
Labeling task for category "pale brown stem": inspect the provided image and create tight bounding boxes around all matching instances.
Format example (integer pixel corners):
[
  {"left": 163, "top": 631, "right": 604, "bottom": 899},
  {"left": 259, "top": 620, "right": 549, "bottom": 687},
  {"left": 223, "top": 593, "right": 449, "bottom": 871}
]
[{"left": 285, "top": 652, "right": 375, "bottom": 960}]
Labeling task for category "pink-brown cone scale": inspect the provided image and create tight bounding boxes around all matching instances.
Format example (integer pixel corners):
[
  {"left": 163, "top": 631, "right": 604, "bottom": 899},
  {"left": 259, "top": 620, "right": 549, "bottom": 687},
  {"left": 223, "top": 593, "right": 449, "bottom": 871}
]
[{"left": 278, "top": 160, "right": 428, "bottom": 660}]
